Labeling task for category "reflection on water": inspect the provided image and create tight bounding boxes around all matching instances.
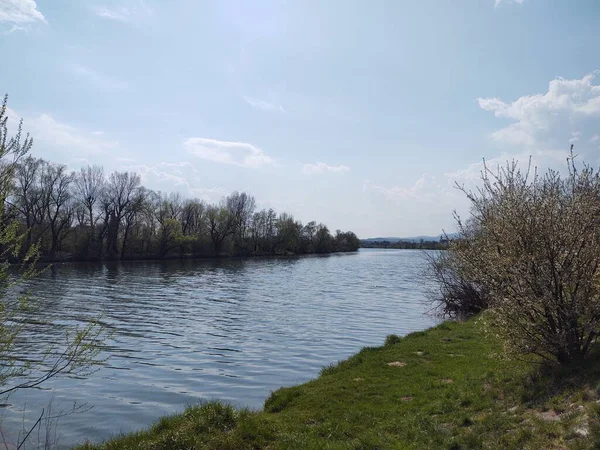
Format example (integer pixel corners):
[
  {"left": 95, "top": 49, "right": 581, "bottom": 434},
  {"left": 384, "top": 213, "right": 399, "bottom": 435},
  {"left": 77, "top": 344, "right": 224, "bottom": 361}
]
[{"left": 0, "top": 249, "right": 437, "bottom": 448}]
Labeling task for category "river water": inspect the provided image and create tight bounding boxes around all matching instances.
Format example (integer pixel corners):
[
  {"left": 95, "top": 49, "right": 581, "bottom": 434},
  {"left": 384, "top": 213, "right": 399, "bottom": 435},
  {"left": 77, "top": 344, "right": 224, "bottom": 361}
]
[{"left": 0, "top": 249, "right": 437, "bottom": 448}]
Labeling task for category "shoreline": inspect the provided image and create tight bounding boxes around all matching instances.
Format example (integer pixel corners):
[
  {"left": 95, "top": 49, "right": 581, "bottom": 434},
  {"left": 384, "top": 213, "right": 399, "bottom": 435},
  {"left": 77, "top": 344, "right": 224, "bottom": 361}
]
[
  {"left": 77, "top": 318, "right": 599, "bottom": 449},
  {"left": 15, "top": 249, "right": 362, "bottom": 268}
]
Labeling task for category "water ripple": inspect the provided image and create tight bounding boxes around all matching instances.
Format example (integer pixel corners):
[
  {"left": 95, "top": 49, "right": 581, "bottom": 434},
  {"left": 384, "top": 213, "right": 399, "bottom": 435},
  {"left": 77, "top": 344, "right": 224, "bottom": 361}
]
[{"left": 0, "top": 249, "right": 437, "bottom": 449}]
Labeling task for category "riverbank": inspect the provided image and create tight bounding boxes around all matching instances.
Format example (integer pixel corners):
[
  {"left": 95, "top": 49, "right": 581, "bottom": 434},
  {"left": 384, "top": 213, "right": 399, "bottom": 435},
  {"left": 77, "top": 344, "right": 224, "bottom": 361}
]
[{"left": 77, "top": 318, "right": 600, "bottom": 449}]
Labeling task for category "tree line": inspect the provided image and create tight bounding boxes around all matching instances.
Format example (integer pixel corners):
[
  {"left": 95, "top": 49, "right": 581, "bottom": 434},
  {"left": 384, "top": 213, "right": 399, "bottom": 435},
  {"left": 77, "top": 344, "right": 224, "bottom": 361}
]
[
  {"left": 3, "top": 158, "right": 360, "bottom": 261},
  {"left": 0, "top": 102, "right": 359, "bottom": 263}
]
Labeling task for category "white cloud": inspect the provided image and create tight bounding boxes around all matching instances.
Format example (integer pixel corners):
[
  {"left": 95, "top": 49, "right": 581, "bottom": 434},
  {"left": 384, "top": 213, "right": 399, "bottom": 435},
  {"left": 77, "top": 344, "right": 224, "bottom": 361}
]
[
  {"left": 569, "top": 131, "right": 581, "bottom": 144},
  {"left": 478, "top": 72, "right": 600, "bottom": 151},
  {"left": 184, "top": 137, "right": 273, "bottom": 169},
  {"left": 115, "top": 156, "right": 135, "bottom": 163},
  {"left": 362, "top": 175, "right": 468, "bottom": 235},
  {"left": 188, "top": 186, "right": 228, "bottom": 201},
  {"left": 445, "top": 149, "right": 568, "bottom": 186},
  {"left": 443, "top": 147, "right": 573, "bottom": 224},
  {"left": 363, "top": 177, "right": 425, "bottom": 200},
  {"left": 66, "top": 157, "right": 91, "bottom": 170},
  {"left": 5, "top": 107, "right": 116, "bottom": 155},
  {"left": 122, "top": 161, "right": 227, "bottom": 201},
  {"left": 302, "top": 162, "right": 350, "bottom": 175},
  {"left": 33, "top": 115, "right": 116, "bottom": 154},
  {"left": 124, "top": 161, "right": 197, "bottom": 186},
  {"left": 363, "top": 175, "right": 450, "bottom": 202},
  {"left": 494, "top": 0, "right": 525, "bottom": 7},
  {"left": 446, "top": 73, "right": 600, "bottom": 215},
  {"left": 0, "top": 0, "right": 45, "bottom": 25},
  {"left": 2, "top": 23, "right": 24, "bottom": 34},
  {"left": 591, "top": 134, "right": 600, "bottom": 143},
  {"left": 243, "top": 96, "right": 285, "bottom": 113},
  {"left": 92, "top": 0, "right": 153, "bottom": 24},
  {"left": 71, "top": 64, "right": 130, "bottom": 92}
]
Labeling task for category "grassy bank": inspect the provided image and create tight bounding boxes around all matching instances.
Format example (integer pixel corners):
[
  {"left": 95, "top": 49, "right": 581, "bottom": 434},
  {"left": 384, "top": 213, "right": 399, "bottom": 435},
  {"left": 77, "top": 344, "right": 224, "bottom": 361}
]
[{"left": 79, "top": 319, "right": 600, "bottom": 449}]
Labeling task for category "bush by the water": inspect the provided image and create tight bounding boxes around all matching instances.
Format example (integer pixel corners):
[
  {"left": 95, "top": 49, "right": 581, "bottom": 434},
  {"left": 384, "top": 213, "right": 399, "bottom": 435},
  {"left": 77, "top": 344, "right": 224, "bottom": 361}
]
[
  {"left": 427, "top": 249, "right": 490, "bottom": 319},
  {"left": 384, "top": 334, "right": 402, "bottom": 346},
  {"left": 434, "top": 152, "right": 600, "bottom": 364}
]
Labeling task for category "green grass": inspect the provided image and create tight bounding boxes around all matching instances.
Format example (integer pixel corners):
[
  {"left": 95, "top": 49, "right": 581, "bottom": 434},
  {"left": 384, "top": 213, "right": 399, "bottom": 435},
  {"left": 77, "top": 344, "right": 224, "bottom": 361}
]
[{"left": 77, "top": 318, "right": 600, "bottom": 449}]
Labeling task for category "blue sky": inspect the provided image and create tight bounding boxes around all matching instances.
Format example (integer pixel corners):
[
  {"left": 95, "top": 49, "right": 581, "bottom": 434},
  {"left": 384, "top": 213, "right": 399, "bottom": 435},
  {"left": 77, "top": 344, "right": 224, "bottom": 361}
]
[{"left": 1, "top": 0, "right": 599, "bottom": 238}]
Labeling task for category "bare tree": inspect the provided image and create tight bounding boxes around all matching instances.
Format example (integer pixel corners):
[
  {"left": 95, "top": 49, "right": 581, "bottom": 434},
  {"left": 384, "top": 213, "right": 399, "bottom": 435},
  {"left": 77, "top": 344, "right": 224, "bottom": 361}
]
[
  {"left": 73, "top": 165, "right": 105, "bottom": 230},
  {"left": 120, "top": 186, "right": 148, "bottom": 259},
  {"left": 226, "top": 192, "right": 255, "bottom": 254},
  {"left": 12, "top": 156, "right": 45, "bottom": 253},
  {"left": 207, "top": 205, "right": 234, "bottom": 256},
  {"left": 181, "top": 198, "right": 206, "bottom": 237},
  {"left": 105, "top": 171, "right": 141, "bottom": 258},
  {"left": 166, "top": 192, "right": 183, "bottom": 221},
  {"left": 41, "top": 163, "right": 75, "bottom": 257},
  {"left": 302, "top": 221, "right": 317, "bottom": 251},
  {"left": 275, "top": 213, "right": 301, "bottom": 253},
  {"left": 314, "top": 223, "right": 333, "bottom": 253}
]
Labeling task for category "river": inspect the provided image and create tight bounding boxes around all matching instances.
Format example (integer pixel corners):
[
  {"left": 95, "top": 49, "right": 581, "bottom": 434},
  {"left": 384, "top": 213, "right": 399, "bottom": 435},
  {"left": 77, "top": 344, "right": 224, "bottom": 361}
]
[{"left": 0, "top": 249, "right": 438, "bottom": 449}]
